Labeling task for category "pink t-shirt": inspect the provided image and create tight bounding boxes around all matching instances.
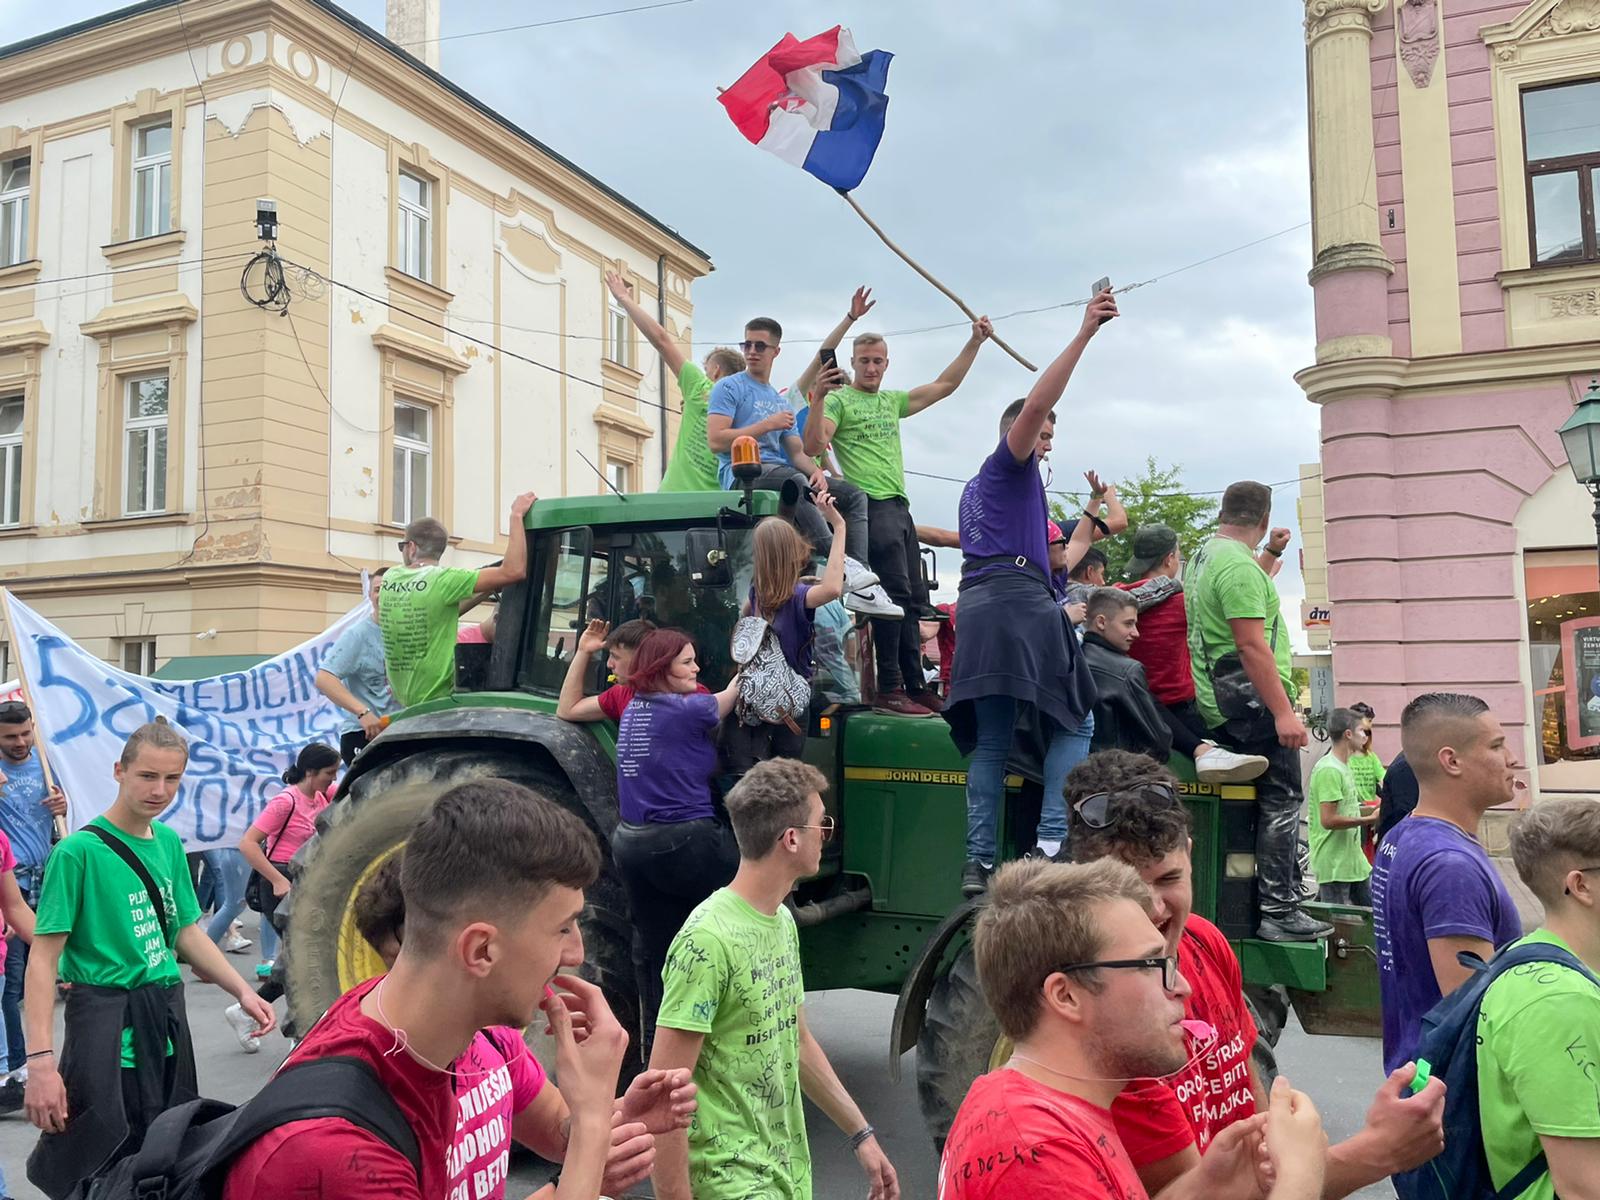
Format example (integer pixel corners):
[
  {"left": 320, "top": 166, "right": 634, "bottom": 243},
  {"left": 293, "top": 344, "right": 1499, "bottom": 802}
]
[
  {"left": 0, "top": 828, "right": 13, "bottom": 970},
  {"left": 446, "top": 1027, "right": 546, "bottom": 1200},
  {"left": 250, "top": 786, "right": 332, "bottom": 864}
]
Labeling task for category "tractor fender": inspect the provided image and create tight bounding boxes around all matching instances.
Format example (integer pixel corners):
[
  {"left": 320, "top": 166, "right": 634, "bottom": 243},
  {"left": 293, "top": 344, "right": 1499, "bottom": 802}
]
[
  {"left": 341, "top": 707, "right": 620, "bottom": 840},
  {"left": 889, "top": 896, "right": 984, "bottom": 1083}
]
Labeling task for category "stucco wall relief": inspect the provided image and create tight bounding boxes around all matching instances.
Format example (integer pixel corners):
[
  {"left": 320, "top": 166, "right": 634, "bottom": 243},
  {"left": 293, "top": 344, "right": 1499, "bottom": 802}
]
[
  {"left": 1398, "top": 0, "right": 1441, "bottom": 87},
  {"left": 1530, "top": 0, "right": 1600, "bottom": 38}
]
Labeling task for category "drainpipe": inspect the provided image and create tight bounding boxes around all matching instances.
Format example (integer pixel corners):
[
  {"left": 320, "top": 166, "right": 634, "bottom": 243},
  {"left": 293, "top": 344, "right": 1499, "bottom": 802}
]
[{"left": 657, "top": 254, "right": 669, "bottom": 481}]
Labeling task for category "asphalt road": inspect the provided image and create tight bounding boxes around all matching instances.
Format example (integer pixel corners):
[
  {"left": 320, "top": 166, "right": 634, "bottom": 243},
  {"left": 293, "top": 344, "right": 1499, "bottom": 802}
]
[{"left": 0, "top": 931, "right": 1394, "bottom": 1200}]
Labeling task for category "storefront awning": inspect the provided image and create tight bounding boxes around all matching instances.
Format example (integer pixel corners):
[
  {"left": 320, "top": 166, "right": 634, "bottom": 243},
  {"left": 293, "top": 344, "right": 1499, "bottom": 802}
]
[{"left": 151, "top": 654, "right": 271, "bottom": 681}]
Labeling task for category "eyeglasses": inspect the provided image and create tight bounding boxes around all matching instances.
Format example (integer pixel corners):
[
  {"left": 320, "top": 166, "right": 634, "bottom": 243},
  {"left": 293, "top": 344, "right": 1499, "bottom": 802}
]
[
  {"left": 739, "top": 339, "right": 778, "bottom": 354},
  {"left": 0, "top": 701, "right": 29, "bottom": 721},
  {"left": 1074, "top": 782, "right": 1179, "bottom": 829},
  {"left": 792, "top": 814, "right": 835, "bottom": 843},
  {"left": 1049, "top": 538, "right": 1068, "bottom": 548},
  {"left": 1058, "top": 955, "right": 1181, "bottom": 992},
  {"left": 395, "top": 539, "right": 411, "bottom": 554}
]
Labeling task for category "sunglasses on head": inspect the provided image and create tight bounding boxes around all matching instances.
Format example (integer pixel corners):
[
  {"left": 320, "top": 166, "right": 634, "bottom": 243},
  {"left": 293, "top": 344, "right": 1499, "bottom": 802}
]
[
  {"left": 1073, "top": 781, "right": 1180, "bottom": 829},
  {"left": 0, "top": 701, "right": 30, "bottom": 722},
  {"left": 739, "top": 339, "right": 777, "bottom": 354}
]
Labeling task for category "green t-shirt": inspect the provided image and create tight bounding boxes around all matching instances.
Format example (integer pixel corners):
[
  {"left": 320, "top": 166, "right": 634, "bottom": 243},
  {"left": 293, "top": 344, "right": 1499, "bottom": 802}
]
[
  {"left": 379, "top": 563, "right": 481, "bottom": 707},
  {"left": 661, "top": 362, "right": 722, "bottom": 493},
  {"left": 821, "top": 385, "right": 911, "bottom": 501},
  {"left": 1477, "top": 929, "right": 1600, "bottom": 1200},
  {"left": 1186, "top": 535, "right": 1295, "bottom": 730},
  {"left": 1348, "top": 751, "right": 1385, "bottom": 802},
  {"left": 657, "top": 887, "right": 811, "bottom": 1200},
  {"left": 1307, "top": 754, "right": 1371, "bottom": 884}
]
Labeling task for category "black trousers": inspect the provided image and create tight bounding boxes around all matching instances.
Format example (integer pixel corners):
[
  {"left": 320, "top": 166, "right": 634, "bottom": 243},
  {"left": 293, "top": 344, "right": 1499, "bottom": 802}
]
[
  {"left": 1209, "top": 726, "right": 1303, "bottom": 919},
  {"left": 725, "top": 721, "right": 807, "bottom": 776},
  {"left": 257, "top": 883, "right": 286, "bottom": 1004},
  {"left": 866, "top": 495, "right": 929, "bottom": 693},
  {"left": 609, "top": 819, "right": 739, "bottom": 1051},
  {"left": 1160, "top": 699, "right": 1208, "bottom": 759}
]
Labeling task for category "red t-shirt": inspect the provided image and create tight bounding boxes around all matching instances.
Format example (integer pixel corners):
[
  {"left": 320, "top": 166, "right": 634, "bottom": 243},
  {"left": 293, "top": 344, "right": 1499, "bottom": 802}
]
[
  {"left": 0, "top": 829, "right": 13, "bottom": 970},
  {"left": 596, "top": 681, "right": 709, "bottom": 721},
  {"left": 446, "top": 1027, "right": 546, "bottom": 1200},
  {"left": 1111, "top": 916, "right": 1258, "bottom": 1166},
  {"left": 1114, "top": 584, "right": 1194, "bottom": 706},
  {"left": 939, "top": 1069, "right": 1149, "bottom": 1200},
  {"left": 223, "top": 977, "right": 455, "bottom": 1200}
]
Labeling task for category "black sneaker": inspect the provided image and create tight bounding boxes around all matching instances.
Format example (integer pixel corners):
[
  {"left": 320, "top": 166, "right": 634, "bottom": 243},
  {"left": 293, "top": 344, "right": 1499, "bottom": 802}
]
[
  {"left": 1022, "top": 845, "right": 1068, "bottom": 863},
  {"left": 0, "top": 1077, "right": 23, "bottom": 1114},
  {"left": 961, "top": 860, "right": 992, "bottom": 898},
  {"left": 1257, "top": 910, "right": 1336, "bottom": 942}
]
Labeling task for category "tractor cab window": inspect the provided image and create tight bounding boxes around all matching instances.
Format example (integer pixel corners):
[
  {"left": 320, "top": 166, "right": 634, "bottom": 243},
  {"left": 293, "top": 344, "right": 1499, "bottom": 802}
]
[
  {"left": 521, "top": 527, "right": 609, "bottom": 693},
  {"left": 609, "top": 529, "right": 745, "bottom": 691}
]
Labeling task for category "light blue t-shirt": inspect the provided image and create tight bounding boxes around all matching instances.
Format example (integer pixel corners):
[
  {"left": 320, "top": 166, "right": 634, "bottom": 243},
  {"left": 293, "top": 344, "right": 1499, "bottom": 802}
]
[
  {"left": 320, "top": 617, "right": 394, "bottom": 734},
  {"left": 709, "top": 372, "right": 794, "bottom": 488},
  {"left": 0, "top": 749, "right": 53, "bottom": 872}
]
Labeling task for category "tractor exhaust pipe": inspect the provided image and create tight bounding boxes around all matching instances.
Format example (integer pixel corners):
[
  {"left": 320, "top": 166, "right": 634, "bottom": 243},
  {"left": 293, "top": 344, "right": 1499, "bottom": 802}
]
[{"left": 790, "top": 886, "right": 873, "bottom": 928}]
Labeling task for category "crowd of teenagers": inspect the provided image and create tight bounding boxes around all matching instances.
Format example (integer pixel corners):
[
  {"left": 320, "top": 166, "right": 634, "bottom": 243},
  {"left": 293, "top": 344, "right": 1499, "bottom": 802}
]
[{"left": 0, "top": 279, "right": 1592, "bottom": 1200}]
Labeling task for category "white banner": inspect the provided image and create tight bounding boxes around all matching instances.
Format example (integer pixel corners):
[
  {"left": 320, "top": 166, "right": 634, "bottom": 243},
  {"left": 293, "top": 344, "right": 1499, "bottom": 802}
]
[{"left": 2, "top": 592, "right": 366, "bottom": 847}]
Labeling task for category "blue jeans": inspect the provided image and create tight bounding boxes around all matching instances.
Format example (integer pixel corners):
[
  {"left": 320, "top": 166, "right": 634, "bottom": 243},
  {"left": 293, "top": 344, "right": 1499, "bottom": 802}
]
[
  {"left": 5, "top": 861, "right": 40, "bottom": 1074},
  {"left": 203, "top": 849, "right": 251, "bottom": 945},
  {"left": 965, "top": 697, "right": 1094, "bottom": 863}
]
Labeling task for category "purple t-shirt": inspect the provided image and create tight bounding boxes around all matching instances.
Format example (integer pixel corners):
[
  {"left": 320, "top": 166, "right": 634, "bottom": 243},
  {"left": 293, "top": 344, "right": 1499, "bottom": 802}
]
[
  {"left": 959, "top": 436, "right": 1050, "bottom": 584},
  {"left": 1371, "top": 815, "right": 1523, "bottom": 1072},
  {"left": 615, "top": 691, "right": 721, "bottom": 825},
  {"left": 750, "top": 582, "right": 815, "bottom": 679}
]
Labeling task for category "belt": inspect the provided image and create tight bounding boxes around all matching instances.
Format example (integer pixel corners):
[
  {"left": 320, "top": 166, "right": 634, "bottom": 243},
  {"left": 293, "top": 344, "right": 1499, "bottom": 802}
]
[{"left": 960, "top": 553, "right": 1050, "bottom": 586}]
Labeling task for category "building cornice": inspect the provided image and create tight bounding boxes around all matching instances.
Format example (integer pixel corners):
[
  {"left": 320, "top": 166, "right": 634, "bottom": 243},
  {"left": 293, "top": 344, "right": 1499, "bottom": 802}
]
[
  {"left": 0, "top": 0, "right": 713, "bottom": 276},
  {"left": 1296, "top": 342, "right": 1600, "bottom": 403}
]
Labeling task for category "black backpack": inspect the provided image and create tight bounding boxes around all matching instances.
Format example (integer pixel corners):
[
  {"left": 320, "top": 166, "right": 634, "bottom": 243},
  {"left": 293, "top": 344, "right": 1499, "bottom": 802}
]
[{"left": 69, "top": 1056, "right": 420, "bottom": 1200}]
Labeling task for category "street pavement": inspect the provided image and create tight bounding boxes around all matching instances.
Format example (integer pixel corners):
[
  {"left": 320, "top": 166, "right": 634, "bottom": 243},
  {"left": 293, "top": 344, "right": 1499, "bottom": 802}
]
[{"left": 0, "top": 918, "right": 1399, "bottom": 1200}]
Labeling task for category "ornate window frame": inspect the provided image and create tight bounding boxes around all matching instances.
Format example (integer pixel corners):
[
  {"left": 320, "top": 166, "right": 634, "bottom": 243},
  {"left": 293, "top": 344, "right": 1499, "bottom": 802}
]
[
  {"left": 371, "top": 323, "right": 467, "bottom": 531},
  {"left": 106, "top": 89, "right": 186, "bottom": 254},
  {"left": 0, "top": 321, "right": 48, "bottom": 534}
]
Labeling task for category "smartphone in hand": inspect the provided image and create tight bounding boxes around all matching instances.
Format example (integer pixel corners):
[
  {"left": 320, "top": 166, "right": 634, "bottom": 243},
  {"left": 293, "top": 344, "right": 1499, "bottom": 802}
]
[
  {"left": 819, "top": 346, "right": 839, "bottom": 372},
  {"left": 1091, "top": 276, "right": 1112, "bottom": 324}
]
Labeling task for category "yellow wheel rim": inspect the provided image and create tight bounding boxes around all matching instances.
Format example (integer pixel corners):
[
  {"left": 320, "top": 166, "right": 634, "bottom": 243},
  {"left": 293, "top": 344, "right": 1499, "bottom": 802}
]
[{"left": 335, "top": 840, "right": 407, "bottom": 991}]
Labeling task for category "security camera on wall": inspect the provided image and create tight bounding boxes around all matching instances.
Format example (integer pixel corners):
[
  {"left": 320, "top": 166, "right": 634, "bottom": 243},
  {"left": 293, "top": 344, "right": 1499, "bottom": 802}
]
[{"left": 255, "top": 198, "right": 278, "bottom": 242}]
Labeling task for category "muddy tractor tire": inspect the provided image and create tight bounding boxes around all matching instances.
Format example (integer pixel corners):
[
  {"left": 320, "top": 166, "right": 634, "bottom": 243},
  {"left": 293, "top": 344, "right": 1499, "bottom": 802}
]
[
  {"left": 279, "top": 747, "right": 642, "bottom": 1079},
  {"left": 916, "top": 943, "right": 1001, "bottom": 1154}
]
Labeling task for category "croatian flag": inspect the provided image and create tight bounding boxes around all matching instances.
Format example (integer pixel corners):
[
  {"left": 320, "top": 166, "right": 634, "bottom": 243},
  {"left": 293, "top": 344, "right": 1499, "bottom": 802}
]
[{"left": 719, "top": 27, "right": 892, "bottom": 192}]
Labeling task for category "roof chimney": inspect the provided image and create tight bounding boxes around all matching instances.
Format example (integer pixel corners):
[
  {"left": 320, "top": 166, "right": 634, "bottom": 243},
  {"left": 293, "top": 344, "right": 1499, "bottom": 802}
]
[{"left": 386, "top": 0, "right": 441, "bottom": 71}]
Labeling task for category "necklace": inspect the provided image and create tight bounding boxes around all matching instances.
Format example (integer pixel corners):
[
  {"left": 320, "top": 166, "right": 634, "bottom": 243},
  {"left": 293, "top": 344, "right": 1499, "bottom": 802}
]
[
  {"left": 371, "top": 977, "right": 495, "bottom": 1079},
  {"left": 1009, "top": 1023, "right": 1219, "bottom": 1085}
]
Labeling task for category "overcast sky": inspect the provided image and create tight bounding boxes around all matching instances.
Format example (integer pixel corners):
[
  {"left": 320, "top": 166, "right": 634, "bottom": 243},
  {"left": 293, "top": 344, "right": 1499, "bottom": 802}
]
[{"left": 12, "top": 0, "right": 1323, "bottom": 644}]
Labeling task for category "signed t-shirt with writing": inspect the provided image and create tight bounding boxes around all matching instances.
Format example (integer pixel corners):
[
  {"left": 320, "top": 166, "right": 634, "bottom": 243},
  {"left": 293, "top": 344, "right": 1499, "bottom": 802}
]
[
  {"left": 821, "top": 385, "right": 912, "bottom": 501},
  {"left": 615, "top": 692, "right": 721, "bottom": 825},
  {"left": 661, "top": 362, "right": 723, "bottom": 493},
  {"left": 224, "top": 976, "right": 454, "bottom": 1200},
  {"left": 657, "top": 887, "right": 811, "bottom": 1200},
  {"left": 939, "top": 1068, "right": 1149, "bottom": 1200},
  {"left": 445, "top": 1027, "right": 546, "bottom": 1200},
  {"left": 959, "top": 436, "right": 1050, "bottom": 585},
  {"left": 596, "top": 681, "right": 710, "bottom": 722},
  {"left": 380, "top": 564, "right": 481, "bottom": 707},
  {"left": 1476, "top": 929, "right": 1600, "bottom": 1200},
  {"left": 1112, "top": 915, "right": 1258, "bottom": 1165}
]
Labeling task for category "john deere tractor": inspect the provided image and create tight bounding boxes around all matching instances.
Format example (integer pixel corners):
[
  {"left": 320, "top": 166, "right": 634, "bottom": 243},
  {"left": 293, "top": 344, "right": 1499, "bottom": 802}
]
[{"left": 281, "top": 489, "right": 1380, "bottom": 1148}]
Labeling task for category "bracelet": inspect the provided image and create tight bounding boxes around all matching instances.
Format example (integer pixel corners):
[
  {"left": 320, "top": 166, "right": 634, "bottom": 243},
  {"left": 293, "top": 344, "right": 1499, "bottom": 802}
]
[
  {"left": 26, "top": 1049, "right": 53, "bottom": 1060},
  {"left": 847, "top": 1124, "right": 876, "bottom": 1151},
  {"left": 1265, "top": 546, "right": 1283, "bottom": 558},
  {"left": 356, "top": 709, "right": 371, "bottom": 718}
]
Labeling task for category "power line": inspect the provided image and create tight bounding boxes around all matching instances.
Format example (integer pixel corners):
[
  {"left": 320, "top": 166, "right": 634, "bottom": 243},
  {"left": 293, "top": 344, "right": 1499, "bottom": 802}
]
[
  {"left": 393, "top": 0, "right": 697, "bottom": 48},
  {"left": 903, "top": 466, "right": 1322, "bottom": 500}
]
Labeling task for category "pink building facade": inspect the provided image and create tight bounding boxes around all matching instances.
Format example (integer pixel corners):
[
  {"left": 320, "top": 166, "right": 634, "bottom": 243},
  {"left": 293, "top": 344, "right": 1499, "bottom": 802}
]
[{"left": 1299, "top": 0, "right": 1600, "bottom": 797}]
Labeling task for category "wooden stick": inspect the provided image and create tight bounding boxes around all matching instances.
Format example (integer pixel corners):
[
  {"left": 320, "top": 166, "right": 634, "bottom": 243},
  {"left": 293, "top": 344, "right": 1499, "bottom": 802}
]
[
  {"left": 838, "top": 190, "right": 1037, "bottom": 372},
  {"left": 0, "top": 588, "right": 70, "bottom": 839}
]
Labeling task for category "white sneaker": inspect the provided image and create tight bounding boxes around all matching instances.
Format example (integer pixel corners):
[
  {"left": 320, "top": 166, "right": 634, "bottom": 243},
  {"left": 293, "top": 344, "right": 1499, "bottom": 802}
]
[
  {"left": 224, "top": 1002, "right": 261, "bottom": 1054},
  {"left": 1195, "top": 746, "right": 1270, "bottom": 784},
  {"left": 843, "top": 556, "right": 881, "bottom": 592},
  {"left": 844, "top": 582, "right": 905, "bottom": 618},
  {"left": 222, "top": 931, "right": 252, "bottom": 954}
]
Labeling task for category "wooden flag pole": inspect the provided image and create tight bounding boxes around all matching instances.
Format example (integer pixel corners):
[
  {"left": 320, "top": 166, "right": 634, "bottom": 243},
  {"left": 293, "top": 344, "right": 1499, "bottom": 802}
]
[
  {"left": 838, "top": 190, "right": 1037, "bottom": 372},
  {"left": 0, "top": 587, "right": 70, "bottom": 840}
]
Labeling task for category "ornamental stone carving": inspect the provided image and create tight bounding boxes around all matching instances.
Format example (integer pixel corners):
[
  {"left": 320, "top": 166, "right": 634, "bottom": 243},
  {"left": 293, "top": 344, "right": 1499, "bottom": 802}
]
[
  {"left": 1530, "top": 0, "right": 1600, "bottom": 39},
  {"left": 1398, "top": 0, "right": 1441, "bottom": 87},
  {"left": 1546, "top": 288, "right": 1600, "bottom": 318},
  {"left": 1305, "top": 0, "right": 1386, "bottom": 44}
]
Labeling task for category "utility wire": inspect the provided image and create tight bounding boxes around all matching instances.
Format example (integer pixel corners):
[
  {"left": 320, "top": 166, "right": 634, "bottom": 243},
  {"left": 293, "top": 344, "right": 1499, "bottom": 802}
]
[{"left": 392, "top": 0, "right": 696, "bottom": 48}]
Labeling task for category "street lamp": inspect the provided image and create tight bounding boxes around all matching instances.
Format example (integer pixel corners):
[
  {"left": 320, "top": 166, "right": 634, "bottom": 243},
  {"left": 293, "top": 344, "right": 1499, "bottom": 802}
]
[{"left": 1559, "top": 376, "right": 1600, "bottom": 554}]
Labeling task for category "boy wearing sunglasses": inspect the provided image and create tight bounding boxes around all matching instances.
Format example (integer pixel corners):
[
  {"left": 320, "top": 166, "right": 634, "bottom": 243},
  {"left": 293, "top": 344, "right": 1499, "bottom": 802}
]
[
  {"left": 1065, "top": 750, "right": 1446, "bottom": 1199},
  {"left": 940, "top": 855, "right": 1329, "bottom": 1200}
]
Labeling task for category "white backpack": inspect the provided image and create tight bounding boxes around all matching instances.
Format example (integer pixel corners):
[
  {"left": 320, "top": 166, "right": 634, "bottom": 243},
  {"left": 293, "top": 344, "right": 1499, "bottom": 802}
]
[{"left": 731, "top": 615, "right": 812, "bottom": 731}]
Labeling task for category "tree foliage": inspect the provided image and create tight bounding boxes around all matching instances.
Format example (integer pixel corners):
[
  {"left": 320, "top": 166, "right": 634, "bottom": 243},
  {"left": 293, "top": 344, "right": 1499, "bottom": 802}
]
[{"left": 1050, "top": 457, "right": 1220, "bottom": 582}]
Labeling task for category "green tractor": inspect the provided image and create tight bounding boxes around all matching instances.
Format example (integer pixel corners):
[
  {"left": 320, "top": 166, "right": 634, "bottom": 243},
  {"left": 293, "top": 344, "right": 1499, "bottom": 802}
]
[{"left": 281, "top": 489, "right": 1381, "bottom": 1148}]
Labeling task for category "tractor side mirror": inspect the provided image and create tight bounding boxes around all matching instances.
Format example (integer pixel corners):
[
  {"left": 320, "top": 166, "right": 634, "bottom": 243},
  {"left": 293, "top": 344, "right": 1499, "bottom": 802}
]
[{"left": 687, "top": 527, "right": 732, "bottom": 588}]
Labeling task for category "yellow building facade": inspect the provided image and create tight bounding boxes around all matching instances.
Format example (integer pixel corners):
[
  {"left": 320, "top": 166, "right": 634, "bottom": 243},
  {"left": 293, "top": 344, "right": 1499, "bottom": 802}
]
[{"left": 0, "top": 0, "right": 711, "bottom": 676}]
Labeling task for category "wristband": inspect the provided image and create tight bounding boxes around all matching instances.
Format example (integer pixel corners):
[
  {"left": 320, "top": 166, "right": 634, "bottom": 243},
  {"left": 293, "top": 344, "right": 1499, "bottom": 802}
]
[
  {"left": 356, "top": 709, "right": 371, "bottom": 719},
  {"left": 847, "top": 1124, "right": 876, "bottom": 1151},
  {"left": 1265, "top": 546, "right": 1283, "bottom": 558}
]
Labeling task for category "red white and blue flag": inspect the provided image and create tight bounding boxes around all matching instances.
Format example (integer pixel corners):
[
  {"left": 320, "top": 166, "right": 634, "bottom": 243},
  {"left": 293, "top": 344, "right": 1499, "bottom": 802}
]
[{"left": 718, "top": 26, "right": 892, "bottom": 192}]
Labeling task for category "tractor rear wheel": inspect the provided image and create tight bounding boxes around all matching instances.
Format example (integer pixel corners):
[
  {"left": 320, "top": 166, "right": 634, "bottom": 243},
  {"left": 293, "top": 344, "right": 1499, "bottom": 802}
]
[
  {"left": 279, "top": 748, "right": 642, "bottom": 1079},
  {"left": 916, "top": 943, "right": 1001, "bottom": 1154}
]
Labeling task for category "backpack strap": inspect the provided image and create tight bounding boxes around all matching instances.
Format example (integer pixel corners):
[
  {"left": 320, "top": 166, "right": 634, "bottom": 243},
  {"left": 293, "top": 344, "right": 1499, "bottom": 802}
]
[
  {"left": 83, "top": 824, "right": 171, "bottom": 942},
  {"left": 205, "top": 1056, "right": 422, "bottom": 1182},
  {"left": 1494, "top": 1152, "right": 1550, "bottom": 1200}
]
